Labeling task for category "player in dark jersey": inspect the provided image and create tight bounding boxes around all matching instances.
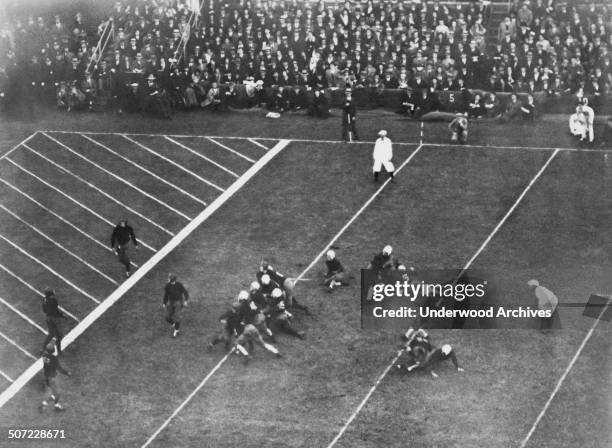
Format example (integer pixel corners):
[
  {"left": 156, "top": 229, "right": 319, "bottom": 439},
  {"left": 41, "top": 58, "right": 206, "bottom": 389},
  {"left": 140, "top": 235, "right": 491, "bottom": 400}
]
[
  {"left": 396, "top": 328, "right": 432, "bottom": 372},
  {"left": 162, "top": 273, "right": 189, "bottom": 337},
  {"left": 324, "top": 249, "right": 350, "bottom": 291},
  {"left": 267, "top": 288, "right": 305, "bottom": 339},
  {"left": 368, "top": 245, "right": 396, "bottom": 276},
  {"left": 448, "top": 116, "right": 468, "bottom": 144},
  {"left": 208, "top": 302, "right": 244, "bottom": 352},
  {"left": 257, "top": 262, "right": 310, "bottom": 313},
  {"left": 41, "top": 289, "right": 67, "bottom": 354},
  {"left": 39, "top": 338, "right": 71, "bottom": 412},
  {"left": 110, "top": 219, "right": 138, "bottom": 277},
  {"left": 406, "top": 343, "right": 464, "bottom": 378}
]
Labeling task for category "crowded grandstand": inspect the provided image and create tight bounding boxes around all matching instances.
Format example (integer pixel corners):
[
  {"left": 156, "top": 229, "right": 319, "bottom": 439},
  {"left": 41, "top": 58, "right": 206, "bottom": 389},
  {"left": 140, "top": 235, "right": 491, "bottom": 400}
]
[{"left": 0, "top": 0, "right": 610, "bottom": 123}]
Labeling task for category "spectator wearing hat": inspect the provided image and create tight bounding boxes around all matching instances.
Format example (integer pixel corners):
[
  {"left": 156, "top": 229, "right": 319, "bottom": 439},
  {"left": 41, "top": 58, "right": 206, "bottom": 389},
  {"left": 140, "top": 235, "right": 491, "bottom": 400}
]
[{"left": 342, "top": 88, "right": 358, "bottom": 142}]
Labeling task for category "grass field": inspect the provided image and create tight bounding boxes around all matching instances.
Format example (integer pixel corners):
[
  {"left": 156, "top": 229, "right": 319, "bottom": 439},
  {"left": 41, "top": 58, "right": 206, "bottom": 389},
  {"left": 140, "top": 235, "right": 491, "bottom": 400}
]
[{"left": 0, "top": 107, "right": 610, "bottom": 448}]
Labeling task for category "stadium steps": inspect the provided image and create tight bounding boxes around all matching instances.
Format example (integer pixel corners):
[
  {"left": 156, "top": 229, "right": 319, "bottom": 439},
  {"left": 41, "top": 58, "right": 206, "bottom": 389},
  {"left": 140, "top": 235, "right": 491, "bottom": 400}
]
[{"left": 486, "top": 1, "right": 512, "bottom": 51}]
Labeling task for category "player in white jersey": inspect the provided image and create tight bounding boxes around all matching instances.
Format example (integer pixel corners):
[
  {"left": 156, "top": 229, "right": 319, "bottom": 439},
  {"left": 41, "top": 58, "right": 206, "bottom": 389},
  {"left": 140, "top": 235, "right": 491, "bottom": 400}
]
[{"left": 569, "top": 106, "right": 587, "bottom": 138}]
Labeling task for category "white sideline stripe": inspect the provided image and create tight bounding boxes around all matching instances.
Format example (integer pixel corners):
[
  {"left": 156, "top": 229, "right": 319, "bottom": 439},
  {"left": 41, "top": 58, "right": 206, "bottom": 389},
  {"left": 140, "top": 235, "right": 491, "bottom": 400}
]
[
  {"left": 23, "top": 143, "right": 175, "bottom": 237},
  {"left": 0, "top": 139, "right": 291, "bottom": 410},
  {"left": 519, "top": 296, "right": 612, "bottom": 448},
  {"left": 0, "top": 234, "right": 100, "bottom": 304},
  {"left": 164, "top": 136, "right": 239, "bottom": 178},
  {"left": 0, "top": 370, "right": 14, "bottom": 383},
  {"left": 5, "top": 158, "right": 158, "bottom": 253},
  {"left": 0, "top": 204, "right": 119, "bottom": 286},
  {"left": 248, "top": 138, "right": 270, "bottom": 151},
  {"left": 0, "top": 296, "right": 46, "bottom": 334},
  {"left": 325, "top": 149, "right": 560, "bottom": 448},
  {"left": 122, "top": 135, "right": 225, "bottom": 192},
  {"left": 43, "top": 130, "right": 609, "bottom": 153},
  {"left": 41, "top": 132, "right": 193, "bottom": 224},
  {"left": 0, "top": 330, "right": 36, "bottom": 360},
  {"left": 0, "top": 264, "right": 79, "bottom": 322},
  {"left": 140, "top": 353, "right": 231, "bottom": 448},
  {"left": 82, "top": 135, "right": 208, "bottom": 207},
  {"left": 207, "top": 137, "right": 256, "bottom": 163},
  {"left": 0, "top": 132, "right": 37, "bottom": 160},
  {"left": 0, "top": 178, "right": 138, "bottom": 269},
  {"left": 140, "top": 143, "right": 424, "bottom": 448}
]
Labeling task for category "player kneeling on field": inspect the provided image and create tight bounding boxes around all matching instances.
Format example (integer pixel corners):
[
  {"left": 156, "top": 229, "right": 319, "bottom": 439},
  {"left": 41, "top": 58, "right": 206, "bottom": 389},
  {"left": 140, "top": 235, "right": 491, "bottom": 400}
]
[
  {"left": 449, "top": 116, "right": 468, "bottom": 144},
  {"left": 324, "top": 250, "right": 349, "bottom": 291}
]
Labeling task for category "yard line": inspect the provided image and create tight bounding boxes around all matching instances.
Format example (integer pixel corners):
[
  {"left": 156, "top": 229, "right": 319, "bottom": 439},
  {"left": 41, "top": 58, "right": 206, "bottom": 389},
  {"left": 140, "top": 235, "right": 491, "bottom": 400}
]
[
  {"left": 0, "top": 234, "right": 100, "bottom": 304},
  {"left": 0, "top": 178, "right": 137, "bottom": 268},
  {"left": 0, "top": 264, "right": 79, "bottom": 322},
  {"left": 519, "top": 296, "right": 612, "bottom": 448},
  {"left": 0, "top": 204, "right": 119, "bottom": 286},
  {"left": 0, "top": 296, "right": 46, "bottom": 334},
  {"left": 0, "top": 330, "right": 37, "bottom": 360},
  {"left": 164, "top": 136, "right": 239, "bottom": 178},
  {"left": 207, "top": 137, "right": 256, "bottom": 163},
  {"left": 23, "top": 143, "right": 174, "bottom": 237},
  {"left": 0, "top": 370, "right": 14, "bottom": 383},
  {"left": 459, "top": 148, "right": 560, "bottom": 274},
  {"left": 140, "top": 143, "right": 424, "bottom": 448},
  {"left": 82, "top": 135, "right": 208, "bottom": 206},
  {"left": 248, "top": 138, "right": 270, "bottom": 151},
  {"left": 0, "top": 140, "right": 292, "bottom": 410},
  {"left": 0, "top": 131, "right": 37, "bottom": 160},
  {"left": 41, "top": 132, "right": 193, "bottom": 222},
  {"left": 5, "top": 158, "right": 158, "bottom": 253},
  {"left": 122, "top": 135, "right": 225, "bottom": 192},
  {"left": 324, "top": 148, "right": 560, "bottom": 448}
]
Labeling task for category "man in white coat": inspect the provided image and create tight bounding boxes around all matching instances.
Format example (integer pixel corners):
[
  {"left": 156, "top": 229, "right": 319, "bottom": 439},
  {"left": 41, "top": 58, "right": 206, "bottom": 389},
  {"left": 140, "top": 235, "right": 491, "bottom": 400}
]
[
  {"left": 373, "top": 130, "right": 394, "bottom": 182},
  {"left": 580, "top": 98, "right": 595, "bottom": 143}
]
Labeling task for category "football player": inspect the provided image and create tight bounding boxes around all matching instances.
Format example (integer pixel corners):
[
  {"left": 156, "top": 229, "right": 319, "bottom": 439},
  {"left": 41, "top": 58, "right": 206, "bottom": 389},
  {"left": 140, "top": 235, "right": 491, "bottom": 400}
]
[
  {"left": 258, "top": 262, "right": 310, "bottom": 313},
  {"left": 268, "top": 288, "right": 305, "bottom": 339},
  {"left": 233, "top": 323, "right": 282, "bottom": 364},
  {"left": 324, "top": 249, "right": 349, "bottom": 291},
  {"left": 406, "top": 343, "right": 465, "bottom": 378},
  {"left": 208, "top": 301, "right": 244, "bottom": 352},
  {"left": 449, "top": 116, "right": 469, "bottom": 144}
]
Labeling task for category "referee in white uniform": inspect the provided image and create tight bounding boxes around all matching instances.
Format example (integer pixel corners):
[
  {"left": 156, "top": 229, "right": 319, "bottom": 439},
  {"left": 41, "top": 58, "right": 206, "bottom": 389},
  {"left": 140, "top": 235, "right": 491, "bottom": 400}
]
[{"left": 372, "top": 130, "right": 394, "bottom": 182}]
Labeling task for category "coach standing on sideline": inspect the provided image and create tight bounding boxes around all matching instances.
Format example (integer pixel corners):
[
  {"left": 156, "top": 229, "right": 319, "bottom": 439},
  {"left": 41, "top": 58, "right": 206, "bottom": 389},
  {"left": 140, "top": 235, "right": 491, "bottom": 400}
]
[
  {"left": 163, "top": 274, "right": 189, "bottom": 337},
  {"left": 372, "top": 130, "right": 394, "bottom": 182},
  {"left": 342, "top": 89, "right": 359, "bottom": 142},
  {"left": 110, "top": 219, "right": 138, "bottom": 278}
]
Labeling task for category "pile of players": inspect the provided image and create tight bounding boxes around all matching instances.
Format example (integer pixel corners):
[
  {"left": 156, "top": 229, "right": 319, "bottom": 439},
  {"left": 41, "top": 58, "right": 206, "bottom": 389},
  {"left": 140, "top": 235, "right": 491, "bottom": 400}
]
[{"left": 207, "top": 261, "right": 309, "bottom": 363}]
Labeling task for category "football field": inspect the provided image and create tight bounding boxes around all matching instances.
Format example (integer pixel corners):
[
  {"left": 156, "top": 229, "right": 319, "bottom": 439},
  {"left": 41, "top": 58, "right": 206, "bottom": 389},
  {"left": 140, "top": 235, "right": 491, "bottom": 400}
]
[{"left": 0, "top": 115, "right": 610, "bottom": 447}]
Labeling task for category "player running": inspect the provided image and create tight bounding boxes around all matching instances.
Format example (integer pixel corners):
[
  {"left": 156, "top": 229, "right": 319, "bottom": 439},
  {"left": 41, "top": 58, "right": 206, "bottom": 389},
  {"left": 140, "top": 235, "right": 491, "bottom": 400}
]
[
  {"left": 233, "top": 324, "right": 282, "bottom": 364},
  {"left": 110, "top": 219, "right": 138, "bottom": 277},
  {"left": 41, "top": 289, "right": 67, "bottom": 354},
  {"left": 39, "top": 338, "right": 71, "bottom": 413},
  {"left": 162, "top": 273, "right": 189, "bottom": 337}
]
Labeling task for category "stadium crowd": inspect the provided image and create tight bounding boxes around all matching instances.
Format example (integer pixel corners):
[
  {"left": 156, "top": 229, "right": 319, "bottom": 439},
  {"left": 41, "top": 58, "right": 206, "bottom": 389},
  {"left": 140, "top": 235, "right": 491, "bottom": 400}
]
[{"left": 0, "top": 0, "right": 610, "bottom": 117}]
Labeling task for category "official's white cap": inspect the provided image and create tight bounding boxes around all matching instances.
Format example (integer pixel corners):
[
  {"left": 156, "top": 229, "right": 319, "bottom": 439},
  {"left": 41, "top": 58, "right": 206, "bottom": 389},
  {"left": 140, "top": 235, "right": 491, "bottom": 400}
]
[
  {"left": 378, "top": 129, "right": 387, "bottom": 137},
  {"left": 527, "top": 279, "right": 539, "bottom": 288},
  {"left": 382, "top": 245, "right": 393, "bottom": 255},
  {"left": 441, "top": 344, "right": 452, "bottom": 355},
  {"left": 326, "top": 249, "right": 335, "bottom": 260}
]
